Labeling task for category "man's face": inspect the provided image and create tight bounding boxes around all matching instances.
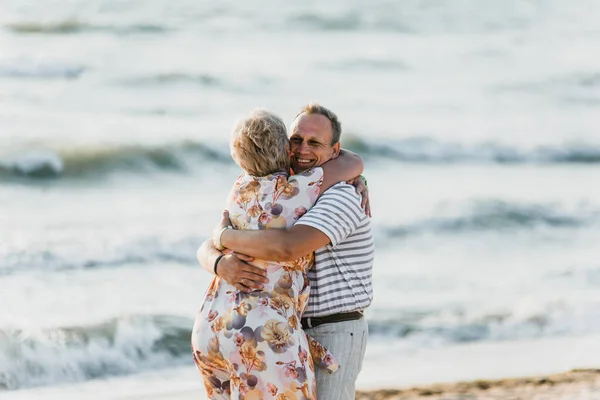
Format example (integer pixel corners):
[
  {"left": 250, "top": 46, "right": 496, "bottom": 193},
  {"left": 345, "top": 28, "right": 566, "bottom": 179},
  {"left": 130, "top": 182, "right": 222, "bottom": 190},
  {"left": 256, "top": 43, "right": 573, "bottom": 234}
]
[{"left": 289, "top": 113, "right": 340, "bottom": 172}]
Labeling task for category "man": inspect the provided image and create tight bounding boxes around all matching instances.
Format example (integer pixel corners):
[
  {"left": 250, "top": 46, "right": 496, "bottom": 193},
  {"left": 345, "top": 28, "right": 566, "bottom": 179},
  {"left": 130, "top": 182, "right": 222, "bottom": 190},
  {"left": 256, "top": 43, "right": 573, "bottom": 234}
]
[{"left": 197, "top": 103, "right": 374, "bottom": 399}]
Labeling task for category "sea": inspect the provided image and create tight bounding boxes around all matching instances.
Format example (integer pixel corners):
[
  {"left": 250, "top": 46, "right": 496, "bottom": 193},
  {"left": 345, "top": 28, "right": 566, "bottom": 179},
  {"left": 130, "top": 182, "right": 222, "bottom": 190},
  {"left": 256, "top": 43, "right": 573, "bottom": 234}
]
[{"left": 2, "top": 0, "right": 600, "bottom": 398}]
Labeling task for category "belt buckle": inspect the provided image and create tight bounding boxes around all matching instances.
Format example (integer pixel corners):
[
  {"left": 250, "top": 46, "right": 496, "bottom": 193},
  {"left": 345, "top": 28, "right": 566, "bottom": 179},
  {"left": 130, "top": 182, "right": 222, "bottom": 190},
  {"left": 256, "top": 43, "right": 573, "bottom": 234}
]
[{"left": 305, "top": 317, "right": 313, "bottom": 329}]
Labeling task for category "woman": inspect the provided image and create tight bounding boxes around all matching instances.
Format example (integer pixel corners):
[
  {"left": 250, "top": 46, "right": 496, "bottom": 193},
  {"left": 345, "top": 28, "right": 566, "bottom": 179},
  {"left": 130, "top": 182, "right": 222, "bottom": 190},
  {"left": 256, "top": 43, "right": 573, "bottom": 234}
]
[{"left": 191, "top": 109, "right": 363, "bottom": 399}]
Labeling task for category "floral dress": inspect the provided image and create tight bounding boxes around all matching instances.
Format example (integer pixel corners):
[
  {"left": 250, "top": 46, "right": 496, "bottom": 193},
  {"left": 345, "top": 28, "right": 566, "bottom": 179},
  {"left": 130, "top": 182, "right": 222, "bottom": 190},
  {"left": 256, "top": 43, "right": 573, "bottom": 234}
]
[{"left": 191, "top": 168, "right": 338, "bottom": 400}]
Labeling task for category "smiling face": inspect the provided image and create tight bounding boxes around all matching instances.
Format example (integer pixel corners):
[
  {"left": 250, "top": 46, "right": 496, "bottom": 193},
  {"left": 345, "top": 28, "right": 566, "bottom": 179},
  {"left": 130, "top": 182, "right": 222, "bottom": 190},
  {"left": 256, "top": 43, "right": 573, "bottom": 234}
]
[{"left": 288, "top": 113, "right": 341, "bottom": 173}]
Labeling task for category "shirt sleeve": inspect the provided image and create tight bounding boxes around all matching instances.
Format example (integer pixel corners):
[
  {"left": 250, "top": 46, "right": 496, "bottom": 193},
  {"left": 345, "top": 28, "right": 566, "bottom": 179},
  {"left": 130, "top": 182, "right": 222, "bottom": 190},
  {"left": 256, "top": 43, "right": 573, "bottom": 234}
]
[{"left": 294, "top": 183, "right": 365, "bottom": 247}]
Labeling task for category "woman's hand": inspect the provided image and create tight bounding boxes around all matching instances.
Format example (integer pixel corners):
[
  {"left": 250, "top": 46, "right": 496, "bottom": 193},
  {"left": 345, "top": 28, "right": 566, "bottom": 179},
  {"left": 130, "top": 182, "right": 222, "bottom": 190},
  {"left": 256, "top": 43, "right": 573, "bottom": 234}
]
[
  {"left": 347, "top": 177, "right": 371, "bottom": 217},
  {"left": 216, "top": 252, "right": 266, "bottom": 293},
  {"left": 212, "top": 210, "right": 233, "bottom": 250}
]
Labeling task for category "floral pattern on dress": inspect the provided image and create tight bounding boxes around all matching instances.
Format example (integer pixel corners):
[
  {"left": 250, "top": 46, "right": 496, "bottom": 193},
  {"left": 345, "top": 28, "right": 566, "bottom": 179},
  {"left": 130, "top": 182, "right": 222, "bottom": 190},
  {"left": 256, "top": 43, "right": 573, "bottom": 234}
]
[{"left": 191, "top": 168, "right": 338, "bottom": 400}]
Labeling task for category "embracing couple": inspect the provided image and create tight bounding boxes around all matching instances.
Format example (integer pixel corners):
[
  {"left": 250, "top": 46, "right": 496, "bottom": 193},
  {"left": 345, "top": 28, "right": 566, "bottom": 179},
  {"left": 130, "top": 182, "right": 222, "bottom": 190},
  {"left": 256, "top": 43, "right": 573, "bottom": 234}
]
[{"left": 191, "top": 103, "right": 374, "bottom": 399}]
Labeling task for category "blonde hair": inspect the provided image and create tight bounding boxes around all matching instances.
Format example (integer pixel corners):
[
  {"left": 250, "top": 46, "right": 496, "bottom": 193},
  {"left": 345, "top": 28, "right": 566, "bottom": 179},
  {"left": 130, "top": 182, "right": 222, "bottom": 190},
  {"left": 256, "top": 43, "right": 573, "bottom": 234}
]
[{"left": 230, "top": 109, "right": 290, "bottom": 176}]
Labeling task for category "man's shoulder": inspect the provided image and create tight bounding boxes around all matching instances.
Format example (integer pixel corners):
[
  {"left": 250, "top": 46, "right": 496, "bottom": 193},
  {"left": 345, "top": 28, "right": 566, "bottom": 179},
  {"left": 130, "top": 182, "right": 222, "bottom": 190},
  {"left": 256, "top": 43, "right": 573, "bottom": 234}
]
[
  {"left": 319, "top": 182, "right": 361, "bottom": 204},
  {"left": 297, "top": 181, "right": 369, "bottom": 245},
  {"left": 321, "top": 182, "right": 358, "bottom": 195},
  {"left": 312, "top": 182, "right": 367, "bottom": 223}
]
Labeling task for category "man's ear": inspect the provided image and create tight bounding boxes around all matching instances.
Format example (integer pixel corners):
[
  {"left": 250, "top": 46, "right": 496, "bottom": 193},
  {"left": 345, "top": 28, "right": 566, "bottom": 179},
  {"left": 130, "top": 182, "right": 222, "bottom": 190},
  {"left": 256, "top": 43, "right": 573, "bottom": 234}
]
[{"left": 331, "top": 142, "right": 341, "bottom": 159}]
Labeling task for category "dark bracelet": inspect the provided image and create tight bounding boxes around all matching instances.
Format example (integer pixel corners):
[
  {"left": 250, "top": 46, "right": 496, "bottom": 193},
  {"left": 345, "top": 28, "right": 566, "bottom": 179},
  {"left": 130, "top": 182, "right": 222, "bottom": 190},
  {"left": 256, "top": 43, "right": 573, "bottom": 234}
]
[{"left": 214, "top": 254, "right": 225, "bottom": 276}]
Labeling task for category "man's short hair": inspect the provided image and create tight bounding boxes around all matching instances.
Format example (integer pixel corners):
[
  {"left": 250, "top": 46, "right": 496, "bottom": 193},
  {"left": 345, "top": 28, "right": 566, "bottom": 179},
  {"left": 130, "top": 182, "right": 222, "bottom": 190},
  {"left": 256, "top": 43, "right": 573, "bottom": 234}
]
[
  {"left": 230, "top": 109, "right": 290, "bottom": 177},
  {"left": 295, "top": 103, "right": 342, "bottom": 145}
]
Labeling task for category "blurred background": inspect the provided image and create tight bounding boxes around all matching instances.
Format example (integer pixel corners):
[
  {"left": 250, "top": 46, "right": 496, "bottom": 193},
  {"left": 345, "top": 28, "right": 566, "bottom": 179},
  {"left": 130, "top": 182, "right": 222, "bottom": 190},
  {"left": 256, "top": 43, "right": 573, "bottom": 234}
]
[{"left": 2, "top": 0, "right": 600, "bottom": 398}]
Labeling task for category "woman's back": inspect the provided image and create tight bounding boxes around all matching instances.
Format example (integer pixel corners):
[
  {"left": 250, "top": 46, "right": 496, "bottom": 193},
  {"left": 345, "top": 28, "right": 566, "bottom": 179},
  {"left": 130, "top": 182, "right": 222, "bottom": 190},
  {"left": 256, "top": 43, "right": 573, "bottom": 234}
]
[
  {"left": 228, "top": 170, "right": 321, "bottom": 231},
  {"left": 225, "top": 169, "right": 323, "bottom": 275}
]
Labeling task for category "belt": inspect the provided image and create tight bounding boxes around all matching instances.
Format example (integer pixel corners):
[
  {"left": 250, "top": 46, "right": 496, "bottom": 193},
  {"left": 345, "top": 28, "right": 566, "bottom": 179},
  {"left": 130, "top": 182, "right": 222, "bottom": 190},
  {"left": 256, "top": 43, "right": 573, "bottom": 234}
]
[{"left": 301, "top": 311, "right": 363, "bottom": 329}]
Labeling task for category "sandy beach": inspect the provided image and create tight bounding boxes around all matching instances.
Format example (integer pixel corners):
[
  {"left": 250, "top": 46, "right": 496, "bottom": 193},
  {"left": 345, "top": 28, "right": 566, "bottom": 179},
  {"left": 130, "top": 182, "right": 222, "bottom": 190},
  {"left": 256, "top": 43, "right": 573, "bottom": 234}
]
[{"left": 357, "top": 369, "right": 600, "bottom": 400}]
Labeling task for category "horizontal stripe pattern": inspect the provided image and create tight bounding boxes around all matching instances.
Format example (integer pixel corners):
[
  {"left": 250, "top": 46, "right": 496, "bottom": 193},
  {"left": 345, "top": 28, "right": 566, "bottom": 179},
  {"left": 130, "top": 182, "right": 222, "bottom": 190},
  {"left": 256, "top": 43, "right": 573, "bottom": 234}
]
[{"left": 295, "top": 183, "right": 374, "bottom": 317}]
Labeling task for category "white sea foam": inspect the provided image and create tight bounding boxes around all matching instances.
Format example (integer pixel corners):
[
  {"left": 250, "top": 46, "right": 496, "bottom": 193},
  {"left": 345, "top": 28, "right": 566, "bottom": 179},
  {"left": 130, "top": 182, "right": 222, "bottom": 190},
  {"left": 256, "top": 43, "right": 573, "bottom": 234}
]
[
  {"left": 0, "top": 315, "right": 191, "bottom": 390},
  {"left": 0, "top": 150, "right": 64, "bottom": 177}
]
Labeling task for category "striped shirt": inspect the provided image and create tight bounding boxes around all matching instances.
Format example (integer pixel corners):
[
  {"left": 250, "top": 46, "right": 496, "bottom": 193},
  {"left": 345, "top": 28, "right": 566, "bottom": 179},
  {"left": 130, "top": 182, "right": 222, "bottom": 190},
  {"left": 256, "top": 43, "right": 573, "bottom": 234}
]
[{"left": 295, "top": 182, "right": 374, "bottom": 317}]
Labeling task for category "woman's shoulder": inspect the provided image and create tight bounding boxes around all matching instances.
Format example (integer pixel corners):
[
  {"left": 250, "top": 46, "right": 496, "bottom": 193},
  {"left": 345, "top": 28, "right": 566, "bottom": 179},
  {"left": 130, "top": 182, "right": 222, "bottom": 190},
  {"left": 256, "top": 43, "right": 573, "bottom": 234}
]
[
  {"left": 234, "top": 172, "right": 283, "bottom": 187},
  {"left": 289, "top": 167, "right": 323, "bottom": 183}
]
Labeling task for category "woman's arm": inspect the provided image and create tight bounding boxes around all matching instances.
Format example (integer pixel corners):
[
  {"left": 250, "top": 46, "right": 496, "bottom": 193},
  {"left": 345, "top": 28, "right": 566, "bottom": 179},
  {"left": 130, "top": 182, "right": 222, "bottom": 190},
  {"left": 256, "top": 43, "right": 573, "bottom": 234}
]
[
  {"left": 197, "top": 239, "right": 222, "bottom": 275},
  {"left": 198, "top": 237, "right": 268, "bottom": 292},
  {"left": 319, "top": 149, "right": 364, "bottom": 193},
  {"left": 346, "top": 175, "right": 371, "bottom": 217}
]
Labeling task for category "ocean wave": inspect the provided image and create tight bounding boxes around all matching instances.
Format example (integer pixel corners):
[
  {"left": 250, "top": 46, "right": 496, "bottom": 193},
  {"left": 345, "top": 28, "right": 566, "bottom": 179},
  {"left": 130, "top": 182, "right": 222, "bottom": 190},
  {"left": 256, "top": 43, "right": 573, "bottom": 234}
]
[
  {"left": 384, "top": 201, "right": 598, "bottom": 238},
  {"left": 3, "top": 137, "right": 600, "bottom": 183},
  {"left": 283, "top": 4, "right": 536, "bottom": 33},
  {"left": 320, "top": 57, "right": 408, "bottom": 71},
  {"left": 0, "top": 315, "right": 193, "bottom": 390},
  {"left": 7, "top": 20, "right": 168, "bottom": 35},
  {"left": 494, "top": 72, "right": 600, "bottom": 105},
  {"left": 5, "top": 2, "right": 591, "bottom": 36},
  {"left": 367, "top": 301, "right": 593, "bottom": 345},
  {"left": 497, "top": 72, "right": 600, "bottom": 93},
  {"left": 120, "top": 73, "right": 222, "bottom": 87},
  {"left": 2, "top": 201, "right": 592, "bottom": 277},
  {"left": 0, "top": 142, "right": 229, "bottom": 180},
  {"left": 368, "top": 312, "right": 511, "bottom": 343},
  {"left": 343, "top": 135, "right": 600, "bottom": 164},
  {"left": 0, "top": 60, "right": 85, "bottom": 80},
  {"left": 287, "top": 12, "right": 374, "bottom": 32},
  {"left": 0, "top": 235, "right": 202, "bottom": 276}
]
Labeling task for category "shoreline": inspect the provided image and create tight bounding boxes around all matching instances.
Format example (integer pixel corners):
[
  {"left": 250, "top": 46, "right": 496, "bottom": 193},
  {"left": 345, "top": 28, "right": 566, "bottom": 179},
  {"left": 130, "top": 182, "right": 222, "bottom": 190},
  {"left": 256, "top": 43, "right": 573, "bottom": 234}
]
[{"left": 356, "top": 369, "right": 600, "bottom": 400}]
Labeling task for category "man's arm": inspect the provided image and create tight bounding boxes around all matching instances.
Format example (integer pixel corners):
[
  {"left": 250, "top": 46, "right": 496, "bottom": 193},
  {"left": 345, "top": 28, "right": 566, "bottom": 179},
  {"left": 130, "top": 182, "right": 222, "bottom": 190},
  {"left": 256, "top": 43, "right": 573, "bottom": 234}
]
[
  {"left": 217, "top": 184, "right": 365, "bottom": 261},
  {"left": 219, "top": 221, "right": 330, "bottom": 262},
  {"left": 197, "top": 238, "right": 269, "bottom": 293}
]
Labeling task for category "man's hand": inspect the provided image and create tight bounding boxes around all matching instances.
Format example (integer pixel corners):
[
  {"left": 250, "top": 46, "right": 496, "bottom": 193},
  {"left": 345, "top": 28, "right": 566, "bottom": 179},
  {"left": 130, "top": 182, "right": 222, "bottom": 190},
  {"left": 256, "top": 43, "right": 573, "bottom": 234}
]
[
  {"left": 216, "top": 252, "right": 268, "bottom": 293},
  {"left": 347, "top": 177, "right": 371, "bottom": 217},
  {"left": 212, "top": 210, "right": 233, "bottom": 250}
]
